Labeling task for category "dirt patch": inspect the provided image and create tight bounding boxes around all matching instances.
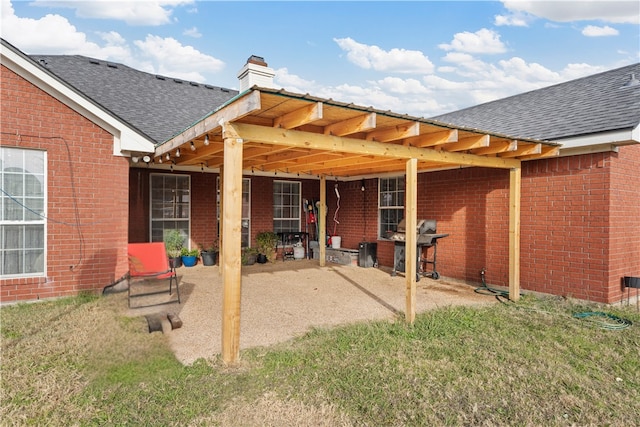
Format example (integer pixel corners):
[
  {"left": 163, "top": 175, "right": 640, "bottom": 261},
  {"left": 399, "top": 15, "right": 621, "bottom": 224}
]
[{"left": 127, "top": 260, "right": 496, "bottom": 365}]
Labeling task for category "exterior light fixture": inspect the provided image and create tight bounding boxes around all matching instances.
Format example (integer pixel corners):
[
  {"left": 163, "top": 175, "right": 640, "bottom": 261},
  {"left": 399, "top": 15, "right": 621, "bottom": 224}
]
[
  {"left": 204, "top": 134, "right": 210, "bottom": 146},
  {"left": 175, "top": 148, "right": 181, "bottom": 158},
  {"left": 158, "top": 156, "right": 163, "bottom": 164},
  {"left": 166, "top": 153, "right": 170, "bottom": 161},
  {"left": 190, "top": 141, "right": 196, "bottom": 151},
  {"left": 361, "top": 179, "right": 366, "bottom": 192},
  {"left": 142, "top": 155, "right": 151, "bottom": 163},
  {"left": 131, "top": 156, "right": 139, "bottom": 163}
]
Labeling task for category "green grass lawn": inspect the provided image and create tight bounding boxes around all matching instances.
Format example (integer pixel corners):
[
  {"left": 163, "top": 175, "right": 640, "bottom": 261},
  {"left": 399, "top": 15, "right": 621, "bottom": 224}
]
[{"left": 2, "top": 292, "right": 639, "bottom": 426}]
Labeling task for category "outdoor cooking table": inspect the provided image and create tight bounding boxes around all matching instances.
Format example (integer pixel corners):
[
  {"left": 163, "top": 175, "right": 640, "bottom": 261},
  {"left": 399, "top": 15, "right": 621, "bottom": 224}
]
[{"left": 388, "top": 219, "right": 449, "bottom": 281}]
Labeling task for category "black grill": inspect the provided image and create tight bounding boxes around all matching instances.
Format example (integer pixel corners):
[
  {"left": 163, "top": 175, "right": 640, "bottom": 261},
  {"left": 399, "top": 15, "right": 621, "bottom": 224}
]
[{"left": 389, "top": 219, "right": 449, "bottom": 280}]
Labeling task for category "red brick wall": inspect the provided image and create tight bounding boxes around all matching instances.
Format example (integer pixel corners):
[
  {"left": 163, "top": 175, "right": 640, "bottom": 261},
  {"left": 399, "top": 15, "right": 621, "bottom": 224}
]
[
  {"left": 128, "top": 171, "right": 319, "bottom": 249},
  {"left": 129, "top": 169, "right": 219, "bottom": 248},
  {"left": 609, "top": 144, "right": 640, "bottom": 302},
  {"left": 520, "top": 154, "right": 613, "bottom": 302},
  {"left": 126, "top": 146, "right": 637, "bottom": 305},
  {"left": 1, "top": 65, "right": 130, "bottom": 302},
  {"left": 328, "top": 154, "right": 635, "bottom": 304}
]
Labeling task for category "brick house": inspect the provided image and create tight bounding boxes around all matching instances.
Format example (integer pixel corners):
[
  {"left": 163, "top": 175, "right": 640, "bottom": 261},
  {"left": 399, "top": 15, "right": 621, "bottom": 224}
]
[{"left": 2, "top": 37, "right": 639, "bottom": 311}]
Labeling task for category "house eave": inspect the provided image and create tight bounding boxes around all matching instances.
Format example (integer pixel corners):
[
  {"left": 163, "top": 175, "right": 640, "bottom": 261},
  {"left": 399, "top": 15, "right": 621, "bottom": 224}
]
[{"left": 1, "top": 39, "right": 155, "bottom": 156}]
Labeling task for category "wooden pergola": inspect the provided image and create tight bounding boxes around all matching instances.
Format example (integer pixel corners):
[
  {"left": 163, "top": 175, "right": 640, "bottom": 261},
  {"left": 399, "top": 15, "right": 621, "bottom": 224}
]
[{"left": 156, "top": 87, "right": 560, "bottom": 364}]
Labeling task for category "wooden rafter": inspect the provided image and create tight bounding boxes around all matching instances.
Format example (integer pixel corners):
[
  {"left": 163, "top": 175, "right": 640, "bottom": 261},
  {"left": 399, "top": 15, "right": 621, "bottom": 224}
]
[
  {"left": 226, "top": 122, "right": 521, "bottom": 170},
  {"left": 324, "top": 112, "right": 376, "bottom": 136},
  {"left": 274, "top": 102, "right": 322, "bottom": 129},
  {"left": 444, "top": 134, "right": 490, "bottom": 152},
  {"left": 366, "top": 121, "right": 420, "bottom": 142},
  {"left": 403, "top": 129, "right": 458, "bottom": 148}
]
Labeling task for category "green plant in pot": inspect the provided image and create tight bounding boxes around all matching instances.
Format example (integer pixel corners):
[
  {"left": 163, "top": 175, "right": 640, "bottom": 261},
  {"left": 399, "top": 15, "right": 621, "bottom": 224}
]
[
  {"left": 163, "top": 229, "right": 184, "bottom": 268},
  {"left": 181, "top": 247, "right": 200, "bottom": 267},
  {"left": 199, "top": 241, "right": 219, "bottom": 266},
  {"left": 242, "top": 247, "right": 258, "bottom": 266},
  {"left": 256, "top": 231, "right": 279, "bottom": 263}
]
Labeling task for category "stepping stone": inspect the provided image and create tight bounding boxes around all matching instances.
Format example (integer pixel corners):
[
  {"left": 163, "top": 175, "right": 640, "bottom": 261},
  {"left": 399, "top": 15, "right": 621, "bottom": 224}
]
[
  {"left": 167, "top": 313, "right": 183, "bottom": 330},
  {"left": 145, "top": 314, "right": 164, "bottom": 333}
]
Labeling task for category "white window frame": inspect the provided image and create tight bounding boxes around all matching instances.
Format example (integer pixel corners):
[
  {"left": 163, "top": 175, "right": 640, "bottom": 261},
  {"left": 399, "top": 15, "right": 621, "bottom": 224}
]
[
  {"left": 217, "top": 177, "right": 251, "bottom": 248},
  {"left": 273, "top": 180, "right": 301, "bottom": 233},
  {"left": 0, "top": 147, "right": 47, "bottom": 278},
  {"left": 378, "top": 176, "right": 405, "bottom": 238},
  {"left": 149, "top": 173, "right": 191, "bottom": 247}
]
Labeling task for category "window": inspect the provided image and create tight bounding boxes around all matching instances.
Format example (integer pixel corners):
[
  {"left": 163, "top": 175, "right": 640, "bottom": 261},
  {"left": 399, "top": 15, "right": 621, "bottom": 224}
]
[
  {"left": 150, "top": 174, "right": 190, "bottom": 246},
  {"left": 273, "top": 180, "right": 301, "bottom": 233},
  {"left": 217, "top": 177, "right": 251, "bottom": 248},
  {"left": 379, "top": 176, "right": 404, "bottom": 238},
  {"left": 1, "top": 147, "right": 46, "bottom": 277}
]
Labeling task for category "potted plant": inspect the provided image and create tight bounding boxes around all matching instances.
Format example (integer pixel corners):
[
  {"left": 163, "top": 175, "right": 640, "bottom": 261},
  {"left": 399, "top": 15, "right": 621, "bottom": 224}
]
[
  {"left": 200, "top": 241, "right": 219, "bottom": 266},
  {"left": 181, "top": 247, "right": 199, "bottom": 267},
  {"left": 242, "top": 247, "right": 258, "bottom": 266},
  {"left": 256, "top": 231, "right": 279, "bottom": 263},
  {"left": 163, "top": 229, "right": 184, "bottom": 269}
]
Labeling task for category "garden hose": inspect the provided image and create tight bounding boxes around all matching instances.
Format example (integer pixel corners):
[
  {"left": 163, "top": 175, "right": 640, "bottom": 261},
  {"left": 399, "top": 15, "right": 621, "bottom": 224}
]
[
  {"left": 475, "top": 269, "right": 632, "bottom": 330},
  {"left": 474, "top": 268, "right": 514, "bottom": 302},
  {"left": 572, "top": 311, "right": 632, "bottom": 330}
]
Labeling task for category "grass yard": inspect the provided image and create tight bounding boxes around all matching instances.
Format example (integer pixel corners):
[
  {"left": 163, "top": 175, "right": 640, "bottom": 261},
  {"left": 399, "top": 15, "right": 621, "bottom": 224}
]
[{"left": 1, "top": 292, "right": 639, "bottom": 426}]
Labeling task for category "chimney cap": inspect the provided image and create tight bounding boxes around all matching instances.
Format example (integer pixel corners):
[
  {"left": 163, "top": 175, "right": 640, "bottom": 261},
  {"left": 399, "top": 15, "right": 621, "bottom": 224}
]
[{"left": 247, "top": 55, "right": 267, "bottom": 67}]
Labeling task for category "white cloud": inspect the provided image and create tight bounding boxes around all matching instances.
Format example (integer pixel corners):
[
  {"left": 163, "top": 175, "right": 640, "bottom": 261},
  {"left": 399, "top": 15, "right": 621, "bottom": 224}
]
[
  {"left": 183, "top": 26, "right": 202, "bottom": 38},
  {"left": 30, "top": 0, "right": 194, "bottom": 26},
  {"left": 582, "top": 25, "right": 619, "bottom": 37},
  {"left": 334, "top": 37, "right": 434, "bottom": 74},
  {"left": 1, "top": 0, "right": 105, "bottom": 55},
  {"left": 375, "top": 77, "right": 430, "bottom": 95},
  {"left": 425, "top": 55, "right": 605, "bottom": 111},
  {"left": 133, "top": 35, "right": 225, "bottom": 82},
  {"left": 274, "top": 67, "right": 319, "bottom": 93},
  {"left": 494, "top": 12, "right": 530, "bottom": 27},
  {"left": 438, "top": 28, "right": 507, "bottom": 54},
  {"left": 501, "top": 0, "right": 640, "bottom": 25},
  {"left": 0, "top": 0, "right": 226, "bottom": 84}
]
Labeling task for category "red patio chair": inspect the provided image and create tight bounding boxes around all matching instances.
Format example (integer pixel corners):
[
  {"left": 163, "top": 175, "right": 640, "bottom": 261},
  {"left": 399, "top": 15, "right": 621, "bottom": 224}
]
[{"left": 127, "top": 242, "right": 179, "bottom": 308}]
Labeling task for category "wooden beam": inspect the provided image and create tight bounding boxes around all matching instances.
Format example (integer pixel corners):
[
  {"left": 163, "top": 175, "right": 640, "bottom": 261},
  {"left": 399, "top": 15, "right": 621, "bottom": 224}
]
[
  {"left": 157, "top": 90, "right": 261, "bottom": 156},
  {"left": 319, "top": 176, "right": 326, "bottom": 267},
  {"left": 220, "top": 123, "right": 244, "bottom": 365},
  {"left": 366, "top": 121, "right": 420, "bottom": 143},
  {"left": 499, "top": 143, "right": 541, "bottom": 158},
  {"left": 444, "top": 134, "right": 490, "bottom": 152},
  {"left": 274, "top": 102, "right": 323, "bottom": 129},
  {"left": 403, "top": 129, "right": 458, "bottom": 148},
  {"left": 226, "top": 122, "right": 521, "bottom": 169},
  {"left": 472, "top": 140, "right": 517, "bottom": 156},
  {"left": 405, "top": 158, "right": 418, "bottom": 324},
  {"left": 286, "top": 154, "right": 375, "bottom": 173},
  {"left": 509, "top": 167, "right": 521, "bottom": 302},
  {"left": 324, "top": 112, "right": 376, "bottom": 136},
  {"left": 518, "top": 145, "right": 560, "bottom": 160}
]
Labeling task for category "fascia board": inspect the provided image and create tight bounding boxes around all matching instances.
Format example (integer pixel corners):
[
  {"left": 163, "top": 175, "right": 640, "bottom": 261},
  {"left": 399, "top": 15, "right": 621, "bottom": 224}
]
[{"left": 557, "top": 127, "right": 639, "bottom": 150}]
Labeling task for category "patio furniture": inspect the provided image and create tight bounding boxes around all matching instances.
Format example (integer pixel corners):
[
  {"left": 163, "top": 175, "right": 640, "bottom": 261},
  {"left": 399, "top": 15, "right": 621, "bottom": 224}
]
[{"left": 127, "top": 242, "right": 180, "bottom": 308}]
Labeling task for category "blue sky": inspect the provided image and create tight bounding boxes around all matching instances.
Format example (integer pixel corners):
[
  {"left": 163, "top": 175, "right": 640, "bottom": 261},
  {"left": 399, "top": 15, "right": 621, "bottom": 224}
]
[{"left": 2, "top": 0, "right": 639, "bottom": 117}]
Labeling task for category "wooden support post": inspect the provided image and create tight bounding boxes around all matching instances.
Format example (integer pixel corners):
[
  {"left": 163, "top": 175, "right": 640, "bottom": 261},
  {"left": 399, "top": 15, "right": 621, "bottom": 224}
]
[
  {"left": 405, "top": 158, "right": 418, "bottom": 324},
  {"left": 218, "top": 165, "right": 224, "bottom": 277},
  {"left": 319, "top": 175, "right": 326, "bottom": 267},
  {"left": 509, "top": 167, "right": 521, "bottom": 302},
  {"left": 220, "top": 125, "right": 244, "bottom": 364}
]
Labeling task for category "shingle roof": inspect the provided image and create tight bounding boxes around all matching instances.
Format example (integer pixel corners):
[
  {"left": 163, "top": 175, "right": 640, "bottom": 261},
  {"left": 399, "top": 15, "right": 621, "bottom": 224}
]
[
  {"left": 29, "top": 55, "right": 239, "bottom": 144},
  {"left": 432, "top": 63, "right": 640, "bottom": 141}
]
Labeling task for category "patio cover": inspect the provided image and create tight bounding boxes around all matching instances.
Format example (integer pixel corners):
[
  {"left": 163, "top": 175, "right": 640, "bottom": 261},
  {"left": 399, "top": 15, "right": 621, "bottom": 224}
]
[{"left": 155, "top": 87, "right": 560, "bottom": 364}]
